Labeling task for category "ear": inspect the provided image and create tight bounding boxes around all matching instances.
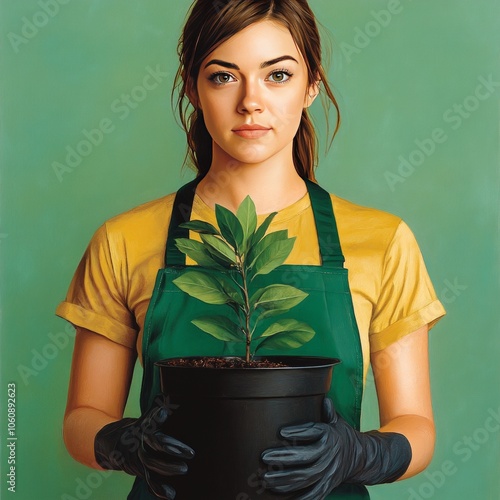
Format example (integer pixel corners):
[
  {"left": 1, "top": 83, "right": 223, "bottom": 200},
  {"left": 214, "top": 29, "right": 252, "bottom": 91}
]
[
  {"left": 186, "top": 80, "right": 201, "bottom": 109},
  {"left": 304, "top": 80, "right": 320, "bottom": 108}
]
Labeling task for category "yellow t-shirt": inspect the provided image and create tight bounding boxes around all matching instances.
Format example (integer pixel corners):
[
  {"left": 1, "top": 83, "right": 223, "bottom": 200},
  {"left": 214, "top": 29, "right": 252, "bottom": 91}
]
[{"left": 56, "top": 191, "right": 445, "bottom": 379}]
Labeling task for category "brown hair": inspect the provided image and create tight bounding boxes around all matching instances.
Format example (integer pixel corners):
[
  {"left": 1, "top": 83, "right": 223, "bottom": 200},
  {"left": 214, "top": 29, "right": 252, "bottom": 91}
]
[{"left": 173, "top": 0, "right": 340, "bottom": 181}]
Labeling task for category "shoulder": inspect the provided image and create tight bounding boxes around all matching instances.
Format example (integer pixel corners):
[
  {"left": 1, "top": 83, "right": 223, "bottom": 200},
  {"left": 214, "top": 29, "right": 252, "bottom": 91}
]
[
  {"left": 328, "top": 193, "right": 427, "bottom": 278},
  {"left": 102, "top": 193, "right": 176, "bottom": 240},
  {"left": 327, "top": 193, "right": 424, "bottom": 272},
  {"left": 84, "top": 193, "right": 177, "bottom": 264},
  {"left": 330, "top": 194, "right": 403, "bottom": 245}
]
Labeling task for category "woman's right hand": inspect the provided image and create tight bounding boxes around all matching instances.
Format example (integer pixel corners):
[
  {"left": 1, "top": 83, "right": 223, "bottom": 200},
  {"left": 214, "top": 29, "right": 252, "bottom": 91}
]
[{"left": 94, "top": 395, "right": 195, "bottom": 500}]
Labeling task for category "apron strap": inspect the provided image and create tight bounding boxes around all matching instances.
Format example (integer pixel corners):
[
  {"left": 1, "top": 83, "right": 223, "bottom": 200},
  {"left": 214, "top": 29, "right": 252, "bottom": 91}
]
[
  {"left": 165, "top": 177, "right": 202, "bottom": 266},
  {"left": 305, "top": 179, "right": 345, "bottom": 268},
  {"left": 165, "top": 178, "right": 345, "bottom": 268}
]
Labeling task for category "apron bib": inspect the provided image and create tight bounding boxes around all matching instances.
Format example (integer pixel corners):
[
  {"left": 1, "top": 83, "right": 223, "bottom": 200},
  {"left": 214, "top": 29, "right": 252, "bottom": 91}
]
[{"left": 129, "top": 179, "right": 369, "bottom": 500}]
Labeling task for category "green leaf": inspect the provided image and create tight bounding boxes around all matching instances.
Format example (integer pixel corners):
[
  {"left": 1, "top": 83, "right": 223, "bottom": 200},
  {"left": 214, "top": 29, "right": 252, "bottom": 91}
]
[
  {"left": 215, "top": 204, "right": 244, "bottom": 251},
  {"left": 251, "top": 284, "right": 308, "bottom": 318},
  {"left": 179, "top": 220, "right": 220, "bottom": 236},
  {"left": 174, "top": 238, "right": 227, "bottom": 269},
  {"left": 246, "top": 230, "right": 289, "bottom": 270},
  {"left": 255, "top": 320, "right": 315, "bottom": 351},
  {"left": 259, "top": 319, "right": 313, "bottom": 338},
  {"left": 172, "top": 271, "right": 229, "bottom": 304},
  {"left": 249, "top": 211, "right": 277, "bottom": 247},
  {"left": 251, "top": 237, "right": 296, "bottom": 279},
  {"left": 217, "top": 273, "right": 245, "bottom": 307},
  {"left": 207, "top": 249, "right": 237, "bottom": 269},
  {"left": 191, "top": 315, "right": 244, "bottom": 343},
  {"left": 236, "top": 196, "right": 257, "bottom": 252},
  {"left": 200, "top": 234, "right": 237, "bottom": 264}
]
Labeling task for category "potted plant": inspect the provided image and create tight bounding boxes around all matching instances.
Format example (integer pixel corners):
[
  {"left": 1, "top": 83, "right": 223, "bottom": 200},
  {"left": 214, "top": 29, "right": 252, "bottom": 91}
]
[{"left": 156, "top": 196, "right": 339, "bottom": 499}]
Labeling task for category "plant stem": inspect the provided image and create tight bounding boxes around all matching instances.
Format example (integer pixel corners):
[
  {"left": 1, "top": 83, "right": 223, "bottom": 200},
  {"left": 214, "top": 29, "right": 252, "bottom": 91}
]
[{"left": 238, "top": 255, "right": 251, "bottom": 363}]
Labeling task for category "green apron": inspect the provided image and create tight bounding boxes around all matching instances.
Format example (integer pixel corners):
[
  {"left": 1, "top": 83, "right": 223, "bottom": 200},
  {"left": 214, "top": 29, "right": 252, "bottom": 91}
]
[{"left": 129, "top": 178, "right": 369, "bottom": 500}]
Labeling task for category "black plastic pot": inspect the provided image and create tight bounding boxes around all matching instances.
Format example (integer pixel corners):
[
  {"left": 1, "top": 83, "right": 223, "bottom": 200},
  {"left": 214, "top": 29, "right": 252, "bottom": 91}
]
[{"left": 156, "top": 356, "right": 339, "bottom": 500}]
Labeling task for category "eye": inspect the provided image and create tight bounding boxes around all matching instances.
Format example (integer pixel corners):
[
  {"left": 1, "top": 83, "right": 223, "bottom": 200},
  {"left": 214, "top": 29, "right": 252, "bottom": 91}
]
[
  {"left": 268, "top": 70, "right": 293, "bottom": 84},
  {"left": 209, "top": 72, "right": 236, "bottom": 85}
]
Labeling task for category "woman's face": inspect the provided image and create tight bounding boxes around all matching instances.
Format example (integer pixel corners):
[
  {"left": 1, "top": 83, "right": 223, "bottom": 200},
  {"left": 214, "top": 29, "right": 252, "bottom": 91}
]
[{"left": 195, "top": 20, "right": 317, "bottom": 168}]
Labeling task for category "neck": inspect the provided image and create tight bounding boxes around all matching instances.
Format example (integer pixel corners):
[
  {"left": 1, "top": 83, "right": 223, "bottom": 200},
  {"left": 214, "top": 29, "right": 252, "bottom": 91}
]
[{"left": 196, "top": 145, "right": 308, "bottom": 214}]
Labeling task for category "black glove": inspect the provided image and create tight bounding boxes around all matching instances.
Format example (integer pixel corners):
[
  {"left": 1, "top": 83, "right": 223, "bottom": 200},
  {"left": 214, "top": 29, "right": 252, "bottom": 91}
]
[
  {"left": 261, "top": 398, "right": 412, "bottom": 500},
  {"left": 94, "top": 395, "right": 195, "bottom": 499}
]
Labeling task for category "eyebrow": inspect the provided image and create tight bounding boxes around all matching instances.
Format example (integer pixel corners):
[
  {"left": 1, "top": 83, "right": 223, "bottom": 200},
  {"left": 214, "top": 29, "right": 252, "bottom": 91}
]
[{"left": 204, "top": 55, "right": 299, "bottom": 70}]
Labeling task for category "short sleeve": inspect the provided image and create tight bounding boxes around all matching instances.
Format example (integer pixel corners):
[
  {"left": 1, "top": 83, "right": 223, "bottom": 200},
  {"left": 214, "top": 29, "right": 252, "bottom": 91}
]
[
  {"left": 369, "top": 221, "right": 445, "bottom": 352},
  {"left": 56, "top": 224, "right": 138, "bottom": 348}
]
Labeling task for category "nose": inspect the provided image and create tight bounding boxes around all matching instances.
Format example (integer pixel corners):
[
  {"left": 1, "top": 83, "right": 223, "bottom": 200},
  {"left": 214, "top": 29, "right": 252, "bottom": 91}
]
[{"left": 237, "top": 79, "right": 264, "bottom": 114}]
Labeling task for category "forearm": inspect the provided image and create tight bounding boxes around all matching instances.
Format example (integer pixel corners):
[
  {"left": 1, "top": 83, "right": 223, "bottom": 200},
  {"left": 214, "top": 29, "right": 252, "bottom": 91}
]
[
  {"left": 379, "top": 414, "right": 435, "bottom": 479},
  {"left": 372, "top": 326, "right": 435, "bottom": 480},
  {"left": 63, "top": 407, "right": 118, "bottom": 469},
  {"left": 63, "top": 329, "right": 137, "bottom": 469}
]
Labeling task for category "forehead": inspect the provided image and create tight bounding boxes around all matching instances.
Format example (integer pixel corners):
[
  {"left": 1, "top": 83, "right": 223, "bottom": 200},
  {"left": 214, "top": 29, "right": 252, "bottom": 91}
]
[{"left": 203, "top": 20, "right": 304, "bottom": 67}]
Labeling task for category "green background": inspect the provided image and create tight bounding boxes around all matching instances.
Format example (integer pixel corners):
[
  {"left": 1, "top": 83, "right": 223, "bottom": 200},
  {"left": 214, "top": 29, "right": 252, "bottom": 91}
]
[{"left": 1, "top": 0, "right": 499, "bottom": 499}]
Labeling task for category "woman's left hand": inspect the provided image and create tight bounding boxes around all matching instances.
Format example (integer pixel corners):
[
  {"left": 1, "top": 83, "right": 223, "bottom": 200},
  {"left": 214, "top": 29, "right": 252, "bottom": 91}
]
[{"left": 260, "top": 398, "right": 412, "bottom": 500}]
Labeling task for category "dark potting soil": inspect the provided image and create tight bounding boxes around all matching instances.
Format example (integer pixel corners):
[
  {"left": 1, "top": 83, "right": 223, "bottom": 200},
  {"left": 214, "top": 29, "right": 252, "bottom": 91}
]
[{"left": 165, "top": 357, "right": 287, "bottom": 369}]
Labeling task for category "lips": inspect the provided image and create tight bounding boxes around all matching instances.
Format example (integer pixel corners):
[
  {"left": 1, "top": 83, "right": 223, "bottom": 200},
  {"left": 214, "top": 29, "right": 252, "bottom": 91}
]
[{"left": 232, "top": 124, "right": 271, "bottom": 139}]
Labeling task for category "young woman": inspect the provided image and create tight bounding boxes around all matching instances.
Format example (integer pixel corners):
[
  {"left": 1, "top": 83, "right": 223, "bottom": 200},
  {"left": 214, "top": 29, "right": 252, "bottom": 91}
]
[{"left": 57, "top": 1, "right": 446, "bottom": 499}]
